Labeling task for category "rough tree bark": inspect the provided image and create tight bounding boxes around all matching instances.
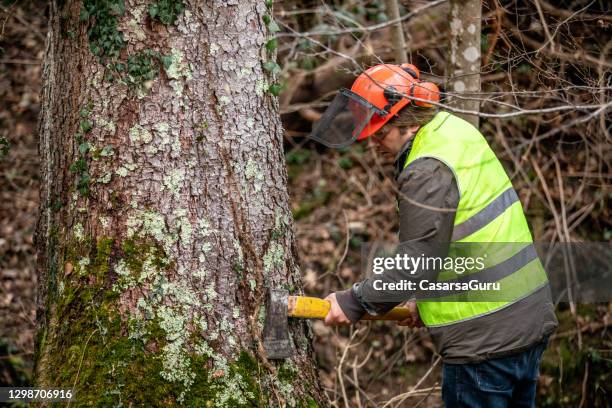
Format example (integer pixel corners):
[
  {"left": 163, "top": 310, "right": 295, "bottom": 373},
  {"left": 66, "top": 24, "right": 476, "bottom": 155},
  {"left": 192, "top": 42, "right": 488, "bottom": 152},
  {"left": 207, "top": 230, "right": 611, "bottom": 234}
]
[
  {"left": 447, "top": 0, "right": 482, "bottom": 128},
  {"left": 35, "top": 0, "right": 325, "bottom": 406}
]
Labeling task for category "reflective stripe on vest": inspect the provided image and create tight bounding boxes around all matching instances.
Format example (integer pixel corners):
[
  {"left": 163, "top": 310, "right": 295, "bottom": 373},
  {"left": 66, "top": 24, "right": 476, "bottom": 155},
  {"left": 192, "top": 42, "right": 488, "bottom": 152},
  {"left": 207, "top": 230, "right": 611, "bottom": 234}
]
[
  {"left": 405, "top": 112, "right": 549, "bottom": 327},
  {"left": 451, "top": 187, "right": 519, "bottom": 241}
]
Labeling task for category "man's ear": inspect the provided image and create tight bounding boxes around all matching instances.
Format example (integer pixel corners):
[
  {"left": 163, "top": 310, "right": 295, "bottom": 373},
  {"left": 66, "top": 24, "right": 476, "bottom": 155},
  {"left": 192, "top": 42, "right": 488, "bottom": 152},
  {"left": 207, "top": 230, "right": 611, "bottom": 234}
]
[
  {"left": 404, "top": 125, "right": 420, "bottom": 138},
  {"left": 398, "top": 126, "right": 412, "bottom": 138}
]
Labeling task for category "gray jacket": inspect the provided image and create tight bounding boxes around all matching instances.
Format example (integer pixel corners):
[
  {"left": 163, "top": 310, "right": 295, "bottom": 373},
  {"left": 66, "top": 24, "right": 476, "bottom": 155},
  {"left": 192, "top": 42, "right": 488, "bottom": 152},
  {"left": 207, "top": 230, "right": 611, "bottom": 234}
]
[{"left": 336, "top": 138, "right": 558, "bottom": 363}]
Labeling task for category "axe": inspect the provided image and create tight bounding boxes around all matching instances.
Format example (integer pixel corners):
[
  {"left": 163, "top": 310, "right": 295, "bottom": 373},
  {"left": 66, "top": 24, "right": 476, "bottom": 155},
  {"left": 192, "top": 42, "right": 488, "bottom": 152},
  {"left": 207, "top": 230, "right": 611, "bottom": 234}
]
[{"left": 263, "top": 289, "right": 414, "bottom": 359}]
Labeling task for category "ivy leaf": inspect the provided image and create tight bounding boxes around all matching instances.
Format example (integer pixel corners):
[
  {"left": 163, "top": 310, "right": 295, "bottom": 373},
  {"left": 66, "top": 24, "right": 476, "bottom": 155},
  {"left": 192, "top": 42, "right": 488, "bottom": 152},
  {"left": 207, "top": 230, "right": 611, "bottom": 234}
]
[
  {"left": 149, "top": 4, "right": 159, "bottom": 19},
  {"left": 79, "top": 9, "right": 90, "bottom": 21},
  {"left": 79, "top": 173, "right": 91, "bottom": 185},
  {"left": 268, "top": 20, "right": 281, "bottom": 33},
  {"left": 79, "top": 142, "right": 91, "bottom": 155},
  {"left": 90, "top": 43, "right": 100, "bottom": 56},
  {"left": 110, "top": 0, "right": 126, "bottom": 16},
  {"left": 268, "top": 83, "right": 282, "bottom": 96},
  {"left": 80, "top": 120, "right": 93, "bottom": 133},
  {"left": 161, "top": 54, "right": 173, "bottom": 70},
  {"left": 265, "top": 38, "right": 277, "bottom": 53},
  {"left": 338, "top": 156, "right": 354, "bottom": 169},
  {"left": 263, "top": 60, "right": 281, "bottom": 75},
  {"left": 69, "top": 158, "right": 86, "bottom": 173},
  {"left": 0, "top": 137, "right": 9, "bottom": 157}
]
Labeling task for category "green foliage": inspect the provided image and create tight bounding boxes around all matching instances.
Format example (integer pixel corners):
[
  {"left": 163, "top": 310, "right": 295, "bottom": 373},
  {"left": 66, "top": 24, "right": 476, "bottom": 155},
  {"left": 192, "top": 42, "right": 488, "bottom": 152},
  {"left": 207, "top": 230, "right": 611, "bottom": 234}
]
[
  {"left": 263, "top": 60, "right": 281, "bottom": 75},
  {"left": 149, "top": 0, "right": 185, "bottom": 25},
  {"left": 268, "top": 83, "right": 282, "bottom": 96},
  {"left": 349, "top": 235, "right": 365, "bottom": 249},
  {"left": 262, "top": 6, "right": 284, "bottom": 96},
  {"left": 160, "top": 53, "right": 173, "bottom": 70},
  {"left": 79, "top": 106, "right": 91, "bottom": 118},
  {"left": 79, "top": 119, "right": 93, "bottom": 133},
  {"left": 336, "top": 145, "right": 364, "bottom": 170},
  {"left": 76, "top": 173, "right": 91, "bottom": 197},
  {"left": 338, "top": 156, "right": 354, "bottom": 169},
  {"left": 0, "top": 136, "right": 9, "bottom": 158},
  {"left": 196, "top": 120, "right": 209, "bottom": 142},
  {"left": 305, "top": 397, "right": 320, "bottom": 408},
  {"left": 265, "top": 38, "right": 277, "bottom": 53},
  {"left": 69, "top": 157, "right": 86, "bottom": 173},
  {"left": 78, "top": 141, "right": 91, "bottom": 155},
  {"left": 350, "top": 2, "right": 388, "bottom": 23},
  {"left": 373, "top": 11, "right": 388, "bottom": 22},
  {"left": 286, "top": 149, "right": 312, "bottom": 182},
  {"left": 0, "top": 338, "right": 31, "bottom": 388},
  {"left": 292, "top": 182, "right": 331, "bottom": 220},
  {"left": 517, "top": 63, "right": 532, "bottom": 75},
  {"left": 538, "top": 306, "right": 612, "bottom": 407},
  {"left": 124, "top": 50, "right": 159, "bottom": 85},
  {"left": 299, "top": 56, "right": 318, "bottom": 71},
  {"left": 481, "top": 34, "right": 489, "bottom": 55},
  {"left": 80, "top": 0, "right": 185, "bottom": 92},
  {"left": 0, "top": 118, "right": 8, "bottom": 158},
  {"left": 80, "top": 0, "right": 126, "bottom": 62},
  {"left": 286, "top": 149, "right": 311, "bottom": 165},
  {"left": 277, "top": 361, "right": 298, "bottom": 383},
  {"left": 69, "top": 108, "right": 94, "bottom": 197},
  {"left": 267, "top": 20, "right": 280, "bottom": 33}
]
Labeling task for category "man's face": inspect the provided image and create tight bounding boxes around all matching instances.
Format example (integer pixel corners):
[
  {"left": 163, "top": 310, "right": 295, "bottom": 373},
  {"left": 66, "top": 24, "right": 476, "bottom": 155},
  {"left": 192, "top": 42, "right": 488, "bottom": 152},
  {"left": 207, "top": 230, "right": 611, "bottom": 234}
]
[{"left": 371, "top": 124, "right": 401, "bottom": 153}]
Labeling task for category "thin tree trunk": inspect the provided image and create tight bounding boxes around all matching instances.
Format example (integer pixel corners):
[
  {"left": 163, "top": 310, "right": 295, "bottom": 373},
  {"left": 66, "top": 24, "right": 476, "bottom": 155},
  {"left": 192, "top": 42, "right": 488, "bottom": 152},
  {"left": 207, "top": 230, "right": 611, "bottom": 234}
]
[
  {"left": 35, "top": 0, "right": 325, "bottom": 406},
  {"left": 447, "top": 0, "right": 482, "bottom": 128},
  {"left": 384, "top": 0, "right": 407, "bottom": 64}
]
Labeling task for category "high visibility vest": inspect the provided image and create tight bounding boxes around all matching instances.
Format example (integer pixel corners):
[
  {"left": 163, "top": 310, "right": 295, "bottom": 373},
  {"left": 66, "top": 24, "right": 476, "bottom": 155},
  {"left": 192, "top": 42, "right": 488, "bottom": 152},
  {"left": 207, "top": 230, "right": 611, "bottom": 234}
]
[{"left": 404, "top": 111, "right": 549, "bottom": 327}]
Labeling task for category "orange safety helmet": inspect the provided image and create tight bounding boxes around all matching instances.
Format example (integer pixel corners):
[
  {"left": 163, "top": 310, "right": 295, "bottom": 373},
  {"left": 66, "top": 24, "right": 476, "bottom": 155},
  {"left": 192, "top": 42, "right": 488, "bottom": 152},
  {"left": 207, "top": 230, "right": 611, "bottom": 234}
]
[{"left": 309, "top": 63, "right": 440, "bottom": 148}]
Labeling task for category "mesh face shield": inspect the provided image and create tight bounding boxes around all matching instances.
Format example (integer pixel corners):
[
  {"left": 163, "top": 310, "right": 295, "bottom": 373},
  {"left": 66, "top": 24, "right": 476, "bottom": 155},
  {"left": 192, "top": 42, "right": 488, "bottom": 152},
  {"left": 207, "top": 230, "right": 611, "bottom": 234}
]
[{"left": 308, "top": 88, "right": 388, "bottom": 148}]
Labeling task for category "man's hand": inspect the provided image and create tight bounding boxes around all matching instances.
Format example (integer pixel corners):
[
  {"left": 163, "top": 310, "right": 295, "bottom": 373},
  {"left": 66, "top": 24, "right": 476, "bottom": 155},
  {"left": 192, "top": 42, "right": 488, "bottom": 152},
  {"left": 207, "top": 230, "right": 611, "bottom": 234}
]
[
  {"left": 397, "top": 300, "right": 423, "bottom": 327},
  {"left": 323, "top": 293, "right": 352, "bottom": 326}
]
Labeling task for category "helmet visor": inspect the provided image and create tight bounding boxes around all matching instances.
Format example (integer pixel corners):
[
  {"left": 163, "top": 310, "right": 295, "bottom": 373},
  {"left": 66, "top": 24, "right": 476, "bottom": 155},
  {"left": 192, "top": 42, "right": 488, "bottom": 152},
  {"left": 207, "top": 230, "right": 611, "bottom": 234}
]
[{"left": 308, "top": 88, "right": 387, "bottom": 148}]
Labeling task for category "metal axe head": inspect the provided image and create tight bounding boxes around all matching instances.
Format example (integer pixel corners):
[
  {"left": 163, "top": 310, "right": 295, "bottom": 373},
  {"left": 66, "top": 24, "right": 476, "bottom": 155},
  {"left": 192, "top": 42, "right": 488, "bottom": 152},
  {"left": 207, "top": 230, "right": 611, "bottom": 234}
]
[{"left": 263, "top": 288, "right": 293, "bottom": 359}]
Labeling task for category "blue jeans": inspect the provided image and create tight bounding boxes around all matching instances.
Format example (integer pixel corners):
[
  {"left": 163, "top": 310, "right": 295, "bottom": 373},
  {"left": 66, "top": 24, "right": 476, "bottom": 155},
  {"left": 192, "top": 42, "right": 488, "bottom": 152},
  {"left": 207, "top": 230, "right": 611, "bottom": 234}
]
[{"left": 442, "top": 339, "right": 548, "bottom": 408}]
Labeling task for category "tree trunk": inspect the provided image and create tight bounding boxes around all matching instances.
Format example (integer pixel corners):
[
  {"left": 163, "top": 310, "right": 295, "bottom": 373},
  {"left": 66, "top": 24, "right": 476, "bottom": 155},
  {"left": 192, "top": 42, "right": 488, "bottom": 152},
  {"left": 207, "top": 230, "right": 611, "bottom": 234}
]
[
  {"left": 384, "top": 0, "right": 407, "bottom": 64},
  {"left": 447, "top": 0, "right": 482, "bottom": 128},
  {"left": 35, "top": 0, "right": 325, "bottom": 406}
]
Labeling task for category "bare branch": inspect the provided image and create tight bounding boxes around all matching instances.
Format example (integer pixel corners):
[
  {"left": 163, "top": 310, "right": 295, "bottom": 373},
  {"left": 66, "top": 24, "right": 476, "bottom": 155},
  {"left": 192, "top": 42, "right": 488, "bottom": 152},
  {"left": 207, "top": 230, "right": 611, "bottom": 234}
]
[{"left": 275, "top": 0, "right": 447, "bottom": 39}]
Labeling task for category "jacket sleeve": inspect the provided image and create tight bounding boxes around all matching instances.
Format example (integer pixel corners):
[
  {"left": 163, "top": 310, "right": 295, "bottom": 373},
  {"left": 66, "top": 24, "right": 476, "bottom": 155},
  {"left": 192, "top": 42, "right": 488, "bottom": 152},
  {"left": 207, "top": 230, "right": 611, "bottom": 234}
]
[{"left": 336, "top": 157, "right": 460, "bottom": 323}]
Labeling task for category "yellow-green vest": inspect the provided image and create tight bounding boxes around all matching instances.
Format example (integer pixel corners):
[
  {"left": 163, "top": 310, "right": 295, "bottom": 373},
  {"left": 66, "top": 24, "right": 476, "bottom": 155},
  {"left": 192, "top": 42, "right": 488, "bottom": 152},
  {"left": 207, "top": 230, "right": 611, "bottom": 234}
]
[{"left": 404, "top": 111, "right": 549, "bottom": 327}]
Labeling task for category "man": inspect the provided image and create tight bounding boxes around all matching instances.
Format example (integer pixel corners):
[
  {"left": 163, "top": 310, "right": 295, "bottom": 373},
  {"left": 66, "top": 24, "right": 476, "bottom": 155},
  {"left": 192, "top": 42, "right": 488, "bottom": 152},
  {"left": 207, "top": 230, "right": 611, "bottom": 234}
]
[{"left": 309, "top": 63, "right": 558, "bottom": 408}]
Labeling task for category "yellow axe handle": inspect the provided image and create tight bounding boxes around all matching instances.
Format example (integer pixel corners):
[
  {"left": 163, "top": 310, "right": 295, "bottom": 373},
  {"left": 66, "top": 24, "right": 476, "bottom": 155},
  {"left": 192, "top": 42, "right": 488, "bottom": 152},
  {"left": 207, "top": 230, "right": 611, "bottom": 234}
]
[{"left": 287, "top": 296, "right": 412, "bottom": 321}]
